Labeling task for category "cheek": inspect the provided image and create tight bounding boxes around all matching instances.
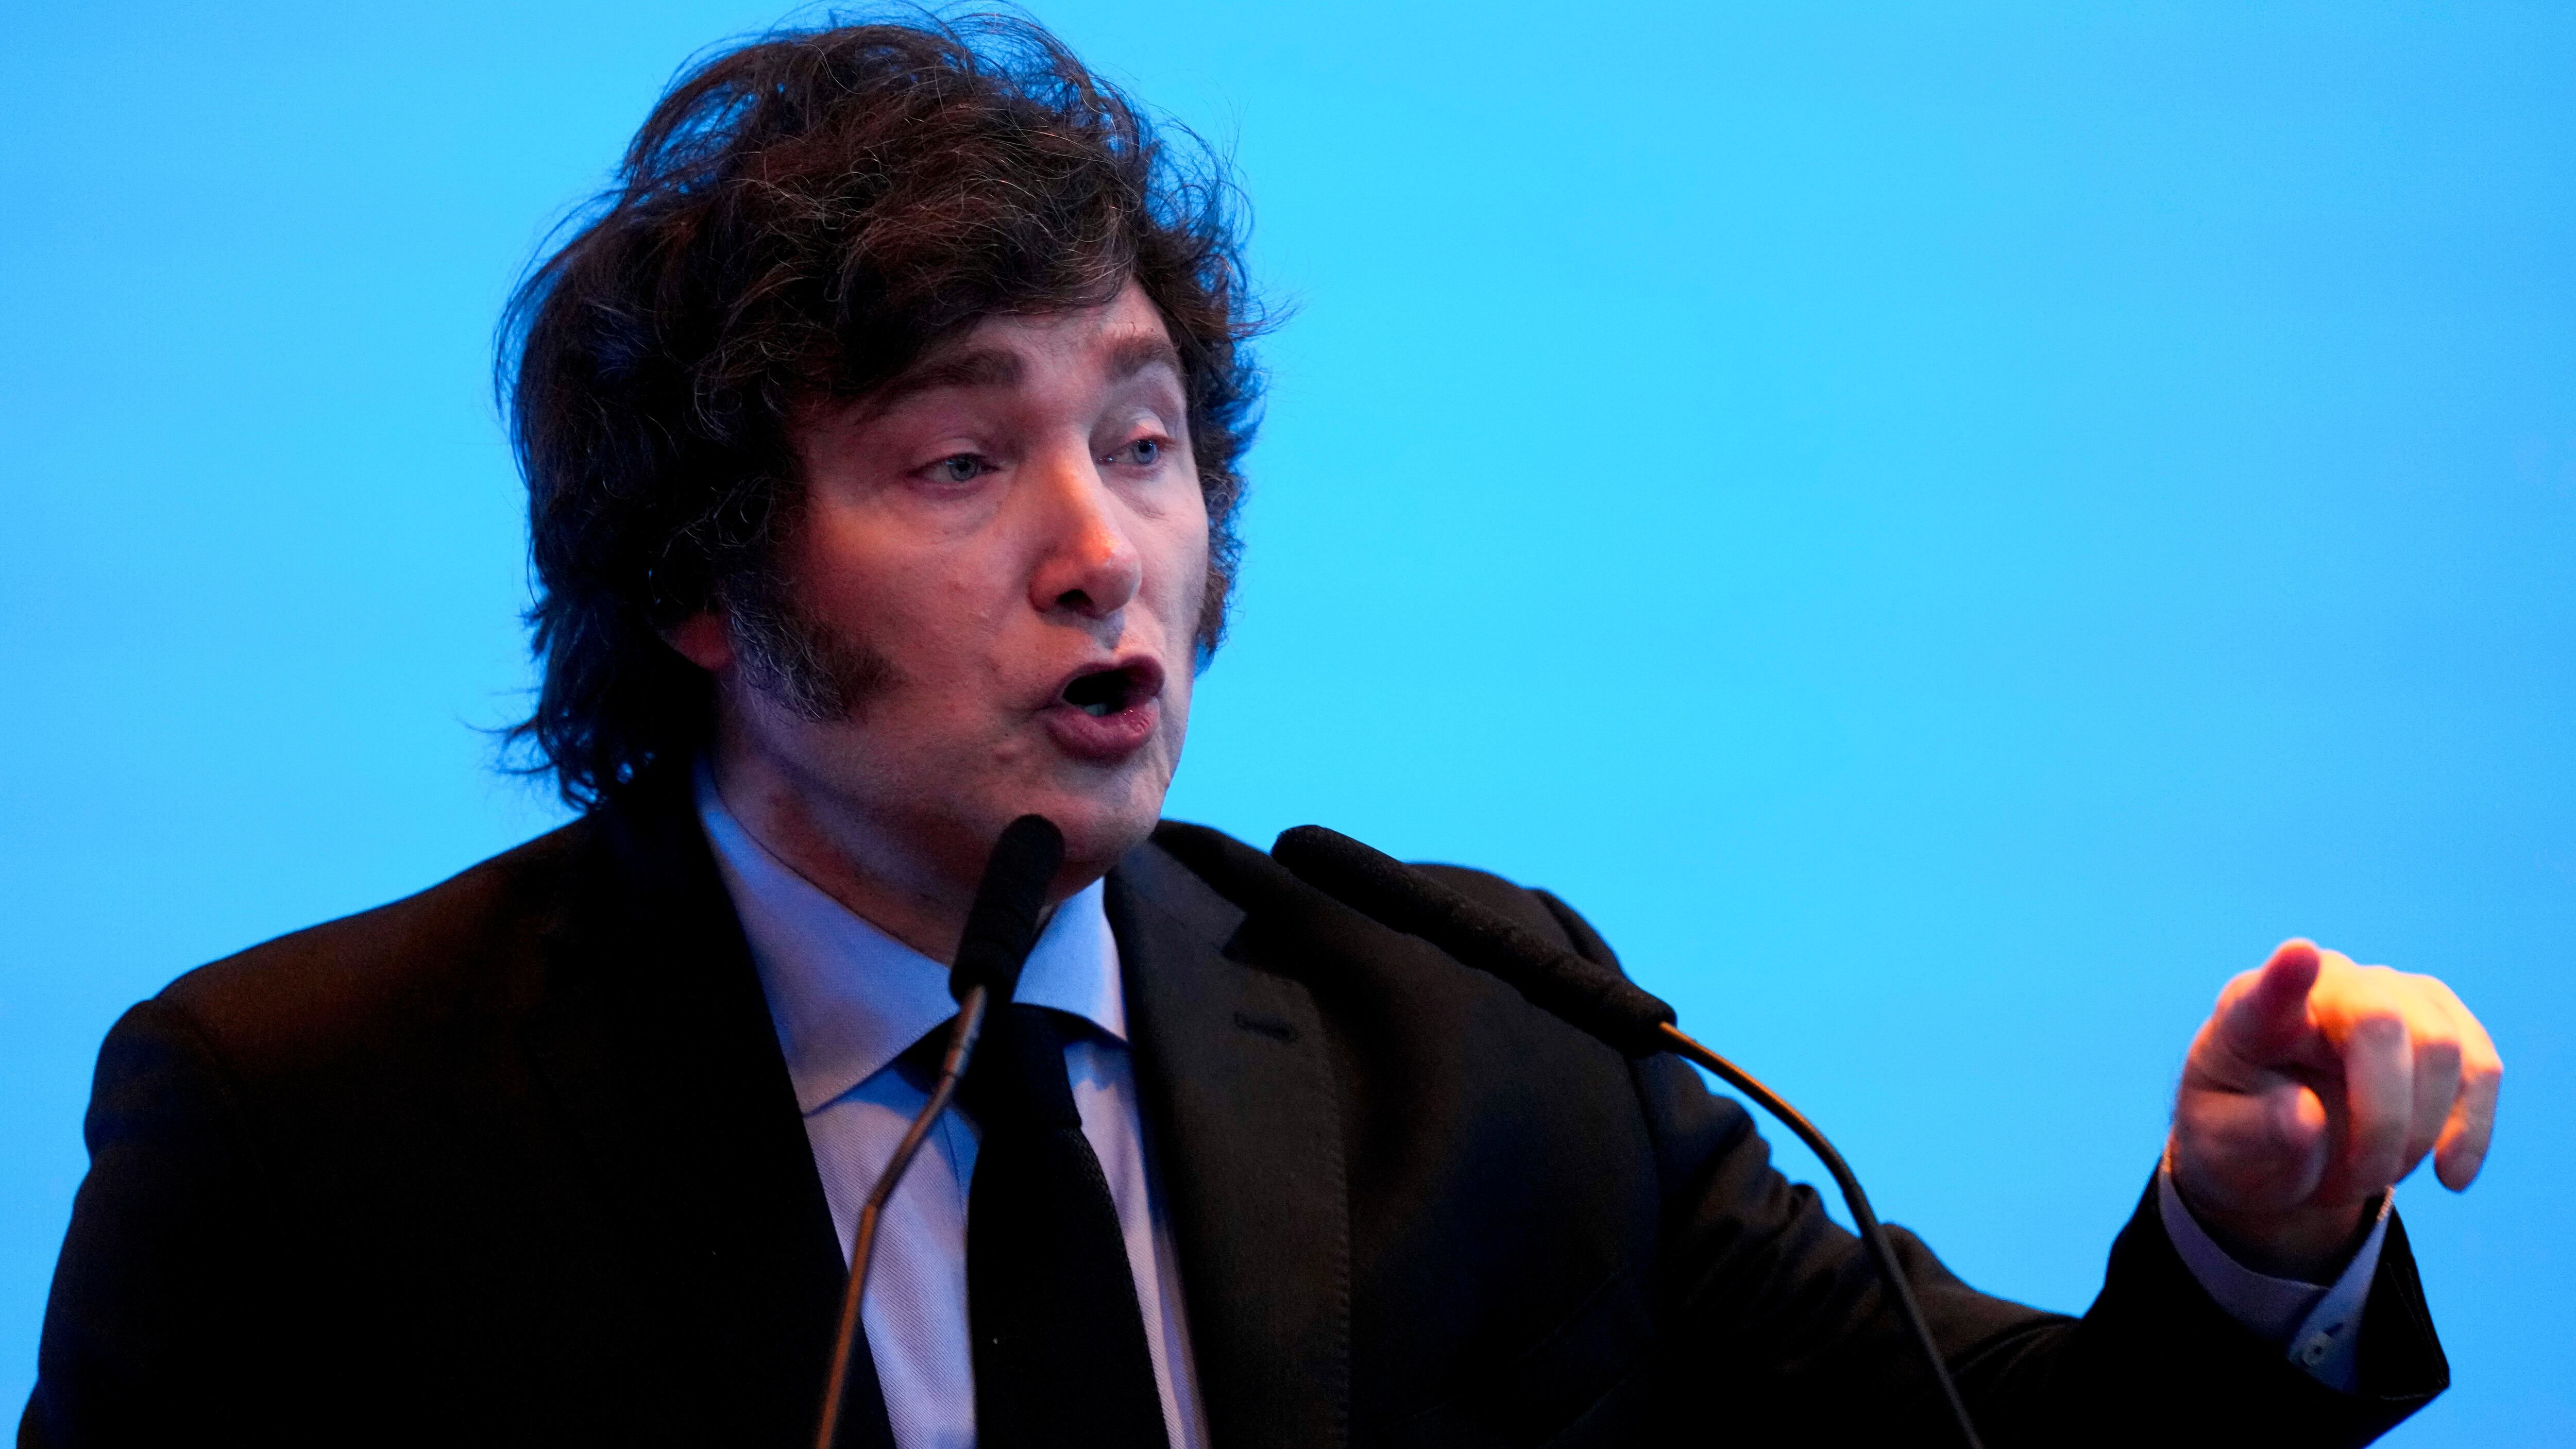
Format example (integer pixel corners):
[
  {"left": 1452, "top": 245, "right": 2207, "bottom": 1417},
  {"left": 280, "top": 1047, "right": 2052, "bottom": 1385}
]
[
  {"left": 1142, "top": 494, "right": 1213, "bottom": 625},
  {"left": 799, "top": 511, "right": 998, "bottom": 663},
  {"left": 1146, "top": 508, "right": 1211, "bottom": 739}
]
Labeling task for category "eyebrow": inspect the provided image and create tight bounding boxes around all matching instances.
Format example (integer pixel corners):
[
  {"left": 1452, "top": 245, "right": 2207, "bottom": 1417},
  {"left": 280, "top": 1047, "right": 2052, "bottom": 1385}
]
[
  {"left": 1103, "top": 334, "right": 1184, "bottom": 385},
  {"left": 868, "top": 346, "right": 1023, "bottom": 408},
  {"left": 862, "top": 331, "right": 1185, "bottom": 413}
]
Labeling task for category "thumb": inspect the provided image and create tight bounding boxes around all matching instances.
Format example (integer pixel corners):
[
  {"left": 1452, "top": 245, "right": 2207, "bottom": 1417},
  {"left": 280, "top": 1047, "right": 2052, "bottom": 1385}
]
[{"left": 2216, "top": 939, "right": 2322, "bottom": 1065}]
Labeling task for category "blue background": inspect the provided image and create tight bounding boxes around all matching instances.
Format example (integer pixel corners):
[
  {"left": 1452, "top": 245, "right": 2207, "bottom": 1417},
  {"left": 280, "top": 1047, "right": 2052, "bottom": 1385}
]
[{"left": 4, "top": 3, "right": 2570, "bottom": 1439}]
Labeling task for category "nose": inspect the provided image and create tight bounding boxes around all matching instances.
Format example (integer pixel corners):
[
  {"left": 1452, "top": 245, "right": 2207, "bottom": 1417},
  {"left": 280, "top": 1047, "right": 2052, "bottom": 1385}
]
[{"left": 1025, "top": 442, "right": 1143, "bottom": 622}]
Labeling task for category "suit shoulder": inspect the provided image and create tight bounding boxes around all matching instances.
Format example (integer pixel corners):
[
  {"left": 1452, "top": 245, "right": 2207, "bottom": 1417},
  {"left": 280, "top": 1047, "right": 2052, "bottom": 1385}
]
[
  {"left": 152, "top": 818, "right": 594, "bottom": 1073},
  {"left": 1144, "top": 821, "right": 1621, "bottom": 971}
]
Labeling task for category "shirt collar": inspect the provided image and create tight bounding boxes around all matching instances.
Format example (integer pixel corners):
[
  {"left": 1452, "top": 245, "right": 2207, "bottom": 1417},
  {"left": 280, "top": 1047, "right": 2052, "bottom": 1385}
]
[{"left": 694, "top": 763, "right": 1126, "bottom": 1116}]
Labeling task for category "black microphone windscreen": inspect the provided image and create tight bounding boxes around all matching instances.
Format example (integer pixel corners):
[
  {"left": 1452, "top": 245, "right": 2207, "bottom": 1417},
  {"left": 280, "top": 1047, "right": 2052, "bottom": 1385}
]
[
  {"left": 948, "top": 815, "right": 1066, "bottom": 1005},
  {"left": 1272, "top": 824, "right": 1677, "bottom": 1056}
]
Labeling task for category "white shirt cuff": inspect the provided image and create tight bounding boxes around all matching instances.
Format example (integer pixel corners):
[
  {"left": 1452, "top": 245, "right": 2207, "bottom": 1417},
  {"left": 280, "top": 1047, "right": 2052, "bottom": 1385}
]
[{"left": 2157, "top": 1166, "right": 2392, "bottom": 1393}]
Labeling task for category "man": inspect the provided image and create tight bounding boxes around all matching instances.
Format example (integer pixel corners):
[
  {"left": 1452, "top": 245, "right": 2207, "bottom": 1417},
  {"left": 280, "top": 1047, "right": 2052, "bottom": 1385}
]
[{"left": 22, "top": 14, "right": 2500, "bottom": 1448}]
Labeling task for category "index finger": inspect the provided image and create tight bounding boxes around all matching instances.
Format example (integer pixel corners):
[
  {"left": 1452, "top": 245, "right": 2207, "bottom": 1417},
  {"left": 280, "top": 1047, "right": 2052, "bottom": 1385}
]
[{"left": 2216, "top": 939, "right": 2324, "bottom": 1065}]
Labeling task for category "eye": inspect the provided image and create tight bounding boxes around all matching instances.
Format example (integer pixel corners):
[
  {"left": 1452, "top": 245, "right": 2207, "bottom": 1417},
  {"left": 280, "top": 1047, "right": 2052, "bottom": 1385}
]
[
  {"left": 1106, "top": 436, "right": 1165, "bottom": 468},
  {"left": 923, "top": 452, "right": 995, "bottom": 485}
]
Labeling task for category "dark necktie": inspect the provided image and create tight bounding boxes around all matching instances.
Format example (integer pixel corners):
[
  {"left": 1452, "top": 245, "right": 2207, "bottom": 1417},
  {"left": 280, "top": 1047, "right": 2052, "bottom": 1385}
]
[{"left": 962, "top": 1004, "right": 1172, "bottom": 1449}]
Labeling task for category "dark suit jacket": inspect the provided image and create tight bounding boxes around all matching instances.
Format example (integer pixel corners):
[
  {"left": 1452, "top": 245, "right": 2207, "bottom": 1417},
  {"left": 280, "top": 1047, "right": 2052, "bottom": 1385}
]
[{"left": 22, "top": 769, "right": 2449, "bottom": 1447}]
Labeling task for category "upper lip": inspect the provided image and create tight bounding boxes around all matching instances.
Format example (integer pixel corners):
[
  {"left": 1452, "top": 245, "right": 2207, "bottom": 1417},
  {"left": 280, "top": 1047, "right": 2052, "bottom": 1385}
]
[{"left": 1046, "top": 655, "right": 1166, "bottom": 714}]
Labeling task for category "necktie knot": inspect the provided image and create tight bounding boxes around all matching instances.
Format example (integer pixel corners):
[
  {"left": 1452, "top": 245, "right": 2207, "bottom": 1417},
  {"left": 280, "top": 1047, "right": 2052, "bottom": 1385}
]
[{"left": 961, "top": 1003, "right": 1084, "bottom": 1131}]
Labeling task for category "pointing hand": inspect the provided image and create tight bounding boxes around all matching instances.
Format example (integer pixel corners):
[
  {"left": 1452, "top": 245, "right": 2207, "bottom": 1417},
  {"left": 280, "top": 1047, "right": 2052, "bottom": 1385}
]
[{"left": 2166, "top": 940, "right": 2501, "bottom": 1279}]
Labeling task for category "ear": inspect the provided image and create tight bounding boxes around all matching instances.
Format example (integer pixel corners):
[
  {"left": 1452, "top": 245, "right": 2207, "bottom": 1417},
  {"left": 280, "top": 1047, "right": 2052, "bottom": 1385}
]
[{"left": 664, "top": 612, "right": 734, "bottom": 672}]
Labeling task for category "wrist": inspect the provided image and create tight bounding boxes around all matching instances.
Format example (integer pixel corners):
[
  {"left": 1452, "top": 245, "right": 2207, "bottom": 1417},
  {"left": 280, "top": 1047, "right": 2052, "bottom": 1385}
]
[
  {"left": 2186, "top": 1198, "right": 2375, "bottom": 1282},
  {"left": 2163, "top": 1148, "right": 2378, "bottom": 1281}
]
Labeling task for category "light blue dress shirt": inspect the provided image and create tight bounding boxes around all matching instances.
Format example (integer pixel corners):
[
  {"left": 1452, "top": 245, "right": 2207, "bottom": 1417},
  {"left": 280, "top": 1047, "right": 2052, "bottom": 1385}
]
[
  {"left": 2158, "top": 1164, "right": 2391, "bottom": 1392},
  {"left": 696, "top": 767, "right": 2389, "bottom": 1437},
  {"left": 697, "top": 772, "right": 1211, "bottom": 1449}
]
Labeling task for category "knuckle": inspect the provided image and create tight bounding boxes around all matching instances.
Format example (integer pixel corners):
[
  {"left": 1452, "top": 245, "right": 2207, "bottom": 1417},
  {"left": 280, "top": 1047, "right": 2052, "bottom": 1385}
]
[{"left": 2350, "top": 1092, "right": 2407, "bottom": 1137}]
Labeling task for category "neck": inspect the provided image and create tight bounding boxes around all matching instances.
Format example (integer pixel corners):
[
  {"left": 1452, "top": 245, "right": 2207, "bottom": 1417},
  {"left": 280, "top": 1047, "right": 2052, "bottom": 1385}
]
[{"left": 705, "top": 743, "right": 1056, "bottom": 964}]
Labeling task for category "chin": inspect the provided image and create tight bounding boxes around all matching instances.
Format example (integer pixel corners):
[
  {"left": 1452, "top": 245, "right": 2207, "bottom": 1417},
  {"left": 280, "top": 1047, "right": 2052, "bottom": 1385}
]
[{"left": 1020, "top": 764, "right": 1172, "bottom": 877}]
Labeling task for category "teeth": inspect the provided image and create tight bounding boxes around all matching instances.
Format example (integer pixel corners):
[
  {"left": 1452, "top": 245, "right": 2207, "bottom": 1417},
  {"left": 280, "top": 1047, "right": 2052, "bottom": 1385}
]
[{"left": 1082, "top": 699, "right": 1114, "bottom": 718}]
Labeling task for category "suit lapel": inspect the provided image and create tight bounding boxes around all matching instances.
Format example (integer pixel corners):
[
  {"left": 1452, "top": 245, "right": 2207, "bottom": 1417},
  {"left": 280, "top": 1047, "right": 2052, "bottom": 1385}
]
[
  {"left": 1111, "top": 833, "right": 1353, "bottom": 1449},
  {"left": 523, "top": 770, "right": 895, "bottom": 1449},
  {"left": 514, "top": 787, "right": 1353, "bottom": 1449}
]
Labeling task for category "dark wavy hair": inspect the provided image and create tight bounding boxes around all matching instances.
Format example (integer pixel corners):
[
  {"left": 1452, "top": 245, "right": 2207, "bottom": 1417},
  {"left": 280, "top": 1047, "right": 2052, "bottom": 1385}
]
[{"left": 500, "top": 10, "right": 1263, "bottom": 808}]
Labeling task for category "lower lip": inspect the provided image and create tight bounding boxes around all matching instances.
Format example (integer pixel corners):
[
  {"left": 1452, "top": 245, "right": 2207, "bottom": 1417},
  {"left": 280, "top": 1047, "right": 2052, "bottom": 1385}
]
[{"left": 1041, "top": 696, "right": 1161, "bottom": 763}]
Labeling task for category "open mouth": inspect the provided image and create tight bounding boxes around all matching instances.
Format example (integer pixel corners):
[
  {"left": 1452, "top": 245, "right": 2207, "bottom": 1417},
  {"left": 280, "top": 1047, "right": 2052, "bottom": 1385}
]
[
  {"left": 1043, "top": 658, "right": 1164, "bottom": 761},
  {"left": 1060, "top": 662, "right": 1158, "bottom": 717}
]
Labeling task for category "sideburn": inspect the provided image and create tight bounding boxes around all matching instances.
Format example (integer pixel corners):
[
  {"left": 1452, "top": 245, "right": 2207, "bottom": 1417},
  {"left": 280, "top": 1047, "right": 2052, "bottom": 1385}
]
[{"left": 724, "top": 563, "right": 901, "bottom": 722}]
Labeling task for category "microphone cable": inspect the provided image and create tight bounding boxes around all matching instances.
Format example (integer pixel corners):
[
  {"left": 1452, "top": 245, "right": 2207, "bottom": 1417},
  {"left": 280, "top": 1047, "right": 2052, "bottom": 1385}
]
[
  {"left": 1270, "top": 824, "right": 1984, "bottom": 1449},
  {"left": 812, "top": 815, "right": 1064, "bottom": 1449}
]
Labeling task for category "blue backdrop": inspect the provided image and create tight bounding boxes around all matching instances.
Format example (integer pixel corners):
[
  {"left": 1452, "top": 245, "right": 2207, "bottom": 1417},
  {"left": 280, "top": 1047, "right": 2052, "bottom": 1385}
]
[{"left": 4, "top": 3, "right": 2569, "bottom": 1439}]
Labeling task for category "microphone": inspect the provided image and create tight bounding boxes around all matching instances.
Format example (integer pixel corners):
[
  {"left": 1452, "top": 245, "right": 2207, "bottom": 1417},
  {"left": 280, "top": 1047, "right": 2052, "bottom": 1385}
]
[
  {"left": 1269, "top": 824, "right": 1985, "bottom": 1449},
  {"left": 947, "top": 814, "right": 1066, "bottom": 1007},
  {"left": 813, "top": 814, "right": 1064, "bottom": 1449}
]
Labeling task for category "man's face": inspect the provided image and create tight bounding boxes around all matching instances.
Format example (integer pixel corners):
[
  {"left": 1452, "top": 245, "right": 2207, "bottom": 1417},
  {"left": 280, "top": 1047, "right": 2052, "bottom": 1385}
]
[{"left": 689, "top": 281, "right": 1209, "bottom": 909}]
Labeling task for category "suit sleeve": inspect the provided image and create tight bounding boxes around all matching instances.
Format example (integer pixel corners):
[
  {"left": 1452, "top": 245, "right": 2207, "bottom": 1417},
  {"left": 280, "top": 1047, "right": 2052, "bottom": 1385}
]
[
  {"left": 21, "top": 1000, "right": 285, "bottom": 1448},
  {"left": 1528, "top": 888, "right": 2450, "bottom": 1448}
]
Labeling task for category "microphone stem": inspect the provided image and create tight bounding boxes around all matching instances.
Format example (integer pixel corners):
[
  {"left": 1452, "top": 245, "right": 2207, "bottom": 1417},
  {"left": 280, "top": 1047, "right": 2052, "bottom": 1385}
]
[
  {"left": 813, "top": 985, "right": 991, "bottom": 1449},
  {"left": 1657, "top": 1022, "right": 1984, "bottom": 1449}
]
